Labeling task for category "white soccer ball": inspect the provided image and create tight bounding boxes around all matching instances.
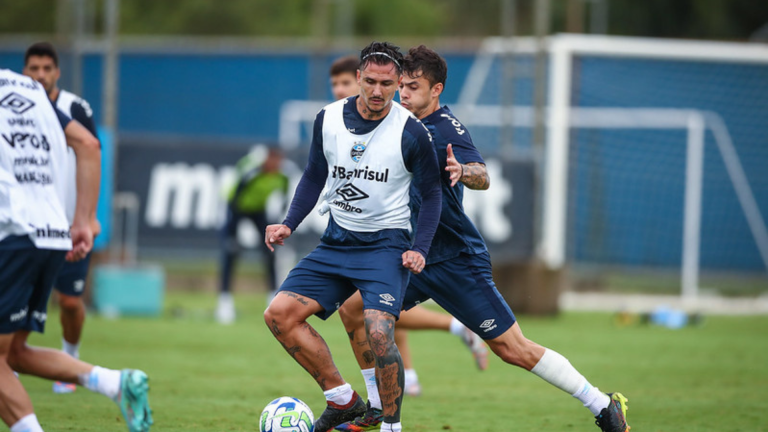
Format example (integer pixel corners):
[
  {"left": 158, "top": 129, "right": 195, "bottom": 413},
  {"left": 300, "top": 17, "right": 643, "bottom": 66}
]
[{"left": 259, "top": 396, "right": 314, "bottom": 432}]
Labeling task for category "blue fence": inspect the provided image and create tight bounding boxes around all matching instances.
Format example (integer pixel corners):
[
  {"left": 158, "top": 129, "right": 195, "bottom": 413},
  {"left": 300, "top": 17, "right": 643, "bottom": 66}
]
[{"left": 2, "top": 46, "right": 766, "bottom": 272}]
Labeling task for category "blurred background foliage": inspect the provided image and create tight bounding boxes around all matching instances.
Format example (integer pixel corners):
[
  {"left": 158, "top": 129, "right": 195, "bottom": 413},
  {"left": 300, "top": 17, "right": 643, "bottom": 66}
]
[{"left": 0, "top": 0, "right": 766, "bottom": 40}]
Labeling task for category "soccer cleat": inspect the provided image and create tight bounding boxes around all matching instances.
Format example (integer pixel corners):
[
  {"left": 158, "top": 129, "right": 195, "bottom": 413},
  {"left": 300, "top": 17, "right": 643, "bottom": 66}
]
[
  {"left": 335, "top": 401, "right": 383, "bottom": 431},
  {"left": 215, "top": 293, "right": 236, "bottom": 325},
  {"left": 314, "top": 391, "right": 367, "bottom": 432},
  {"left": 52, "top": 381, "right": 77, "bottom": 394},
  {"left": 114, "top": 369, "right": 153, "bottom": 432},
  {"left": 595, "top": 392, "right": 630, "bottom": 432},
  {"left": 462, "top": 328, "right": 489, "bottom": 371},
  {"left": 404, "top": 381, "right": 422, "bottom": 397}
]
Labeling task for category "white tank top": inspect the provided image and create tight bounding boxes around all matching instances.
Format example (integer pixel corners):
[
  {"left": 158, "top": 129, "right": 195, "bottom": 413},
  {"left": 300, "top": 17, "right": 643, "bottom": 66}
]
[
  {"left": 0, "top": 69, "right": 72, "bottom": 250},
  {"left": 320, "top": 98, "right": 414, "bottom": 232}
]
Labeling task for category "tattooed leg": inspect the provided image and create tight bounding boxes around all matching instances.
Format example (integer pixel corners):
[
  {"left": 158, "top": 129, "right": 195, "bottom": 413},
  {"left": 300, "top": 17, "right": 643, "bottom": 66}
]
[
  {"left": 264, "top": 291, "right": 345, "bottom": 391},
  {"left": 364, "top": 309, "right": 404, "bottom": 423},
  {"left": 338, "top": 292, "right": 376, "bottom": 369}
]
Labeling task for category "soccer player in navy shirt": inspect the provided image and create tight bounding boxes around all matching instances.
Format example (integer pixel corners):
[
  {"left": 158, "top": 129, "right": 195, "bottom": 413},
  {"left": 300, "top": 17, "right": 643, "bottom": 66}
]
[
  {"left": 23, "top": 42, "right": 101, "bottom": 394},
  {"left": 263, "top": 42, "right": 441, "bottom": 432},
  {"left": 335, "top": 45, "right": 630, "bottom": 432}
]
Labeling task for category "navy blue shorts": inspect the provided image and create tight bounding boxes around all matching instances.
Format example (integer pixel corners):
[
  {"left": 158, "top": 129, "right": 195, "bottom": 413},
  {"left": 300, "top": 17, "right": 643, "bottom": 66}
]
[
  {"left": 279, "top": 243, "right": 410, "bottom": 320},
  {"left": 54, "top": 252, "right": 92, "bottom": 297},
  {"left": 0, "top": 236, "right": 66, "bottom": 334},
  {"left": 403, "top": 252, "right": 516, "bottom": 340}
]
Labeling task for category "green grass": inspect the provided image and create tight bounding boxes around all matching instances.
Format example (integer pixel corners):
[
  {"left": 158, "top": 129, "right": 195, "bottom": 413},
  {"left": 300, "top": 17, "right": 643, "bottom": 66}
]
[{"left": 21, "top": 292, "right": 768, "bottom": 431}]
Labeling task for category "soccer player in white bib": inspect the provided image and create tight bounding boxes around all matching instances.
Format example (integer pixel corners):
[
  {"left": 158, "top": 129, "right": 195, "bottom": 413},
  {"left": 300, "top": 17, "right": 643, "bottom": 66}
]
[
  {"left": 0, "top": 68, "right": 152, "bottom": 432},
  {"left": 23, "top": 41, "right": 100, "bottom": 395},
  {"left": 330, "top": 55, "right": 489, "bottom": 402},
  {"left": 335, "top": 45, "right": 630, "bottom": 432},
  {"left": 264, "top": 42, "right": 442, "bottom": 432}
]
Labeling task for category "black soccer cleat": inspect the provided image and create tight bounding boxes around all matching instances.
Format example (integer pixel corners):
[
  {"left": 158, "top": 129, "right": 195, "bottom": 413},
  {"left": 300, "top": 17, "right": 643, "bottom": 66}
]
[
  {"left": 314, "top": 391, "right": 367, "bottom": 432},
  {"left": 595, "top": 392, "right": 630, "bottom": 432}
]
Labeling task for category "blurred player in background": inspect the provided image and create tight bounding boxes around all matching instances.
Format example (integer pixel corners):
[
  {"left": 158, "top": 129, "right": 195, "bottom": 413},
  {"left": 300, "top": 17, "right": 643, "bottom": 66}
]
[
  {"left": 23, "top": 41, "right": 100, "bottom": 395},
  {"left": 216, "top": 147, "right": 289, "bottom": 324},
  {"left": 330, "top": 54, "right": 488, "bottom": 403},
  {"left": 0, "top": 68, "right": 152, "bottom": 432},
  {"left": 264, "top": 41, "right": 442, "bottom": 432},
  {"left": 336, "top": 45, "right": 629, "bottom": 432}
]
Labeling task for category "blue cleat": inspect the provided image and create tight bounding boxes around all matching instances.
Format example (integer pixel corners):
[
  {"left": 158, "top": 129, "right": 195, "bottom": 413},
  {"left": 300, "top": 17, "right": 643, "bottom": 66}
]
[
  {"left": 52, "top": 381, "right": 77, "bottom": 394},
  {"left": 114, "top": 369, "right": 153, "bottom": 432}
]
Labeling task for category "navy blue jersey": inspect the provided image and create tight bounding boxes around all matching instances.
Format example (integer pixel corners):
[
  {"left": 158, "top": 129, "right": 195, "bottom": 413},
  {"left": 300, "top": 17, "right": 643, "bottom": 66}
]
[
  {"left": 283, "top": 96, "right": 441, "bottom": 257},
  {"left": 411, "top": 106, "right": 488, "bottom": 264}
]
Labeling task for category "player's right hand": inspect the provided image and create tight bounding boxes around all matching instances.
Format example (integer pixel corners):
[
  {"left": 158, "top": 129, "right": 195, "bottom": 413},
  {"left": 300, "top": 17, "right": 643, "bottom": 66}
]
[
  {"left": 265, "top": 224, "right": 292, "bottom": 252},
  {"left": 67, "top": 221, "right": 94, "bottom": 262}
]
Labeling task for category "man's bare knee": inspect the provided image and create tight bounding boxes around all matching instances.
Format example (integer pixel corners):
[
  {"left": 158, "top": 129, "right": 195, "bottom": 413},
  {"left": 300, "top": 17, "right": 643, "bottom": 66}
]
[
  {"left": 59, "top": 294, "right": 83, "bottom": 313},
  {"left": 338, "top": 303, "right": 364, "bottom": 333},
  {"left": 6, "top": 341, "right": 30, "bottom": 372}
]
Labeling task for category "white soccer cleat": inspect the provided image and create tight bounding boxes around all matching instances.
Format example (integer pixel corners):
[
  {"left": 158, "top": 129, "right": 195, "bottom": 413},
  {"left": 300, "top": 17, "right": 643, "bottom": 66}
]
[
  {"left": 215, "top": 293, "right": 236, "bottom": 325},
  {"left": 462, "top": 328, "right": 489, "bottom": 370}
]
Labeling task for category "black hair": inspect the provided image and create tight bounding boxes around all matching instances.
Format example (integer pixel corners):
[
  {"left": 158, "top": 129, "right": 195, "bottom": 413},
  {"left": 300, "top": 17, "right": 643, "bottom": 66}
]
[
  {"left": 25, "top": 42, "right": 59, "bottom": 67},
  {"left": 330, "top": 55, "right": 359, "bottom": 77},
  {"left": 402, "top": 45, "right": 447, "bottom": 87},
  {"left": 359, "top": 41, "right": 403, "bottom": 74}
]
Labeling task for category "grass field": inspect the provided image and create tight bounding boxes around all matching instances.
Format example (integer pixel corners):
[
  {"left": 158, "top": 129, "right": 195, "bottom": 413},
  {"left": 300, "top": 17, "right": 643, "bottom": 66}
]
[{"left": 20, "top": 292, "right": 768, "bottom": 432}]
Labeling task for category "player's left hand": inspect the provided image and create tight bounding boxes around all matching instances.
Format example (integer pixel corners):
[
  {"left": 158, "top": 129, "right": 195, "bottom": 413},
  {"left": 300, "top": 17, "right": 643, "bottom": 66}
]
[
  {"left": 402, "top": 250, "right": 426, "bottom": 274},
  {"left": 445, "top": 144, "right": 463, "bottom": 187},
  {"left": 67, "top": 221, "right": 94, "bottom": 262}
]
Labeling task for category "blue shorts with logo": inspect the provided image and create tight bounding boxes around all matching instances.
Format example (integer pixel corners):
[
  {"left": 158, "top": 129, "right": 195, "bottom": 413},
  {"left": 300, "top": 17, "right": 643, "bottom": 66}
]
[
  {"left": 403, "top": 252, "right": 516, "bottom": 340},
  {"left": 54, "top": 252, "right": 92, "bottom": 297},
  {"left": 279, "top": 242, "right": 410, "bottom": 320},
  {"left": 0, "top": 235, "right": 66, "bottom": 334}
]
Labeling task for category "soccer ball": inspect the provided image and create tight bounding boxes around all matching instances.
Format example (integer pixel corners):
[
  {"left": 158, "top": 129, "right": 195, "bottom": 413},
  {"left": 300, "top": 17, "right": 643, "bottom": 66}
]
[{"left": 260, "top": 396, "right": 314, "bottom": 432}]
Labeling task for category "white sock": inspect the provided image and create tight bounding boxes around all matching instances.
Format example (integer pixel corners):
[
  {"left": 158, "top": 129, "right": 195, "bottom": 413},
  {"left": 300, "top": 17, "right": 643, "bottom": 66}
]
[
  {"left": 448, "top": 317, "right": 465, "bottom": 337},
  {"left": 380, "top": 421, "right": 402, "bottom": 432},
  {"left": 62, "top": 339, "right": 80, "bottom": 359},
  {"left": 404, "top": 368, "right": 418, "bottom": 388},
  {"left": 361, "top": 368, "right": 382, "bottom": 409},
  {"left": 323, "top": 383, "right": 354, "bottom": 406},
  {"left": 10, "top": 414, "right": 44, "bottom": 432},
  {"left": 78, "top": 366, "right": 121, "bottom": 400},
  {"left": 530, "top": 349, "right": 610, "bottom": 416}
]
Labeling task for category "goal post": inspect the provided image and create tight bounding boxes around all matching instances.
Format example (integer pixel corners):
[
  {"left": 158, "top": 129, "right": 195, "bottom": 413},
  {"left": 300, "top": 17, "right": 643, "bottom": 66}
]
[{"left": 542, "top": 34, "right": 768, "bottom": 303}]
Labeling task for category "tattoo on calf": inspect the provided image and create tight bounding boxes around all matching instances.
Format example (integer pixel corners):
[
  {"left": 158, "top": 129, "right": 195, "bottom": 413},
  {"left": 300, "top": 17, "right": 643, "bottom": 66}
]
[
  {"left": 362, "top": 350, "right": 375, "bottom": 366},
  {"left": 363, "top": 309, "right": 404, "bottom": 422}
]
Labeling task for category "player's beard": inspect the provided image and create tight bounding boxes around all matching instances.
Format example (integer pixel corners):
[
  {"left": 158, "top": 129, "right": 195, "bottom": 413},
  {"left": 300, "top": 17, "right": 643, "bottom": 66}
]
[{"left": 364, "top": 97, "right": 389, "bottom": 114}]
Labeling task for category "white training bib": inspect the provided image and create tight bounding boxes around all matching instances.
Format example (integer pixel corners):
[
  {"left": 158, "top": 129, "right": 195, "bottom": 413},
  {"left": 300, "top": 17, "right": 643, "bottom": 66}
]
[
  {"left": 320, "top": 98, "right": 414, "bottom": 232},
  {"left": 0, "top": 69, "right": 72, "bottom": 250}
]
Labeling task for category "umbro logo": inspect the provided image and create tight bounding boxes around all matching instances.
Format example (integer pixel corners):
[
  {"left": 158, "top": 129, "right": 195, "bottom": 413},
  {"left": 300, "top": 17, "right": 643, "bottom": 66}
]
[
  {"left": 336, "top": 183, "right": 369, "bottom": 201},
  {"left": 0, "top": 92, "right": 35, "bottom": 115},
  {"left": 379, "top": 293, "right": 396, "bottom": 306},
  {"left": 74, "top": 280, "right": 85, "bottom": 292},
  {"left": 480, "top": 319, "right": 497, "bottom": 332}
]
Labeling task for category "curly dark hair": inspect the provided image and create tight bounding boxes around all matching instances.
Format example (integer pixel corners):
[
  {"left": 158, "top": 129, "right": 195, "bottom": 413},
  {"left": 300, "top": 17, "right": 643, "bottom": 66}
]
[
  {"left": 402, "top": 45, "right": 447, "bottom": 88},
  {"left": 359, "top": 41, "right": 404, "bottom": 74}
]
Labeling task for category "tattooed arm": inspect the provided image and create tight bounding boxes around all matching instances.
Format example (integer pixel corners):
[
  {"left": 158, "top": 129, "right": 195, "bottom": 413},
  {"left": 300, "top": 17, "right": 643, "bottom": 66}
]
[{"left": 445, "top": 144, "right": 490, "bottom": 190}]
